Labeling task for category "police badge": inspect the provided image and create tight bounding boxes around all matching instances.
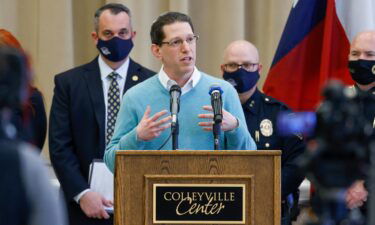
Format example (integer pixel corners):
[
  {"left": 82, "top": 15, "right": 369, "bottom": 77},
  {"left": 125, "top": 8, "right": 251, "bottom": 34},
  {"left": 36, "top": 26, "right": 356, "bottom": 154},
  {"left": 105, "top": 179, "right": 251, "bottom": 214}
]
[{"left": 260, "top": 119, "right": 273, "bottom": 137}]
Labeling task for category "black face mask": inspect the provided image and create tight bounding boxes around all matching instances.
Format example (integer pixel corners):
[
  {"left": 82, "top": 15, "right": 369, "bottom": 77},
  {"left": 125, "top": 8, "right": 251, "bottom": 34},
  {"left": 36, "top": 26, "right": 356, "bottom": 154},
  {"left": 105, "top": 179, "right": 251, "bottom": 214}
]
[
  {"left": 223, "top": 68, "right": 260, "bottom": 93},
  {"left": 348, "top": 59, "right": 375, "bottom": 85},
  {"left": 96, "top": 37, "right": 134, "bottom": 62}
]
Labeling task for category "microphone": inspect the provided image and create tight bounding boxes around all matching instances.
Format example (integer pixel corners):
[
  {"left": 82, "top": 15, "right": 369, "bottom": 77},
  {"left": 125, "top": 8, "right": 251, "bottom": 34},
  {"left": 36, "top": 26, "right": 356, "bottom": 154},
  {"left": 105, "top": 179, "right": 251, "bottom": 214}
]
[
  {"left": 209, "top": 85, "right": 223, "bottom": 123},
  {"left": 169, "top": 84, "right": 181, "bottom": 128}
]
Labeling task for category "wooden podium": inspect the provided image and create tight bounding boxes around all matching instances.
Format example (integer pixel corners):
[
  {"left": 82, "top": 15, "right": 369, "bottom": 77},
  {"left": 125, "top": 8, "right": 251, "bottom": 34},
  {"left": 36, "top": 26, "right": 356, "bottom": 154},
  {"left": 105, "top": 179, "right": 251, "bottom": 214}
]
[{"left": 114, "top": 150, "right": 281, "bottom": 225}]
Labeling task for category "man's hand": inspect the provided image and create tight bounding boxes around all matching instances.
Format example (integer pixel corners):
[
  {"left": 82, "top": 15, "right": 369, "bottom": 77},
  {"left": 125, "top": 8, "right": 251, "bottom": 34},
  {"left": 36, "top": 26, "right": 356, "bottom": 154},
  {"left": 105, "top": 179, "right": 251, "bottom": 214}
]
[
  {"left": 137, "top": 106, "right": 171, "bottom": 141},
  {"left": 198, "top": 105, "right": 238, "bottom": 131},
  {"left": 79, "top": 191, "right": 113, "bottom": 219},
  {"left": 346, "top": 180, "right": 368, "bottom": 209}
]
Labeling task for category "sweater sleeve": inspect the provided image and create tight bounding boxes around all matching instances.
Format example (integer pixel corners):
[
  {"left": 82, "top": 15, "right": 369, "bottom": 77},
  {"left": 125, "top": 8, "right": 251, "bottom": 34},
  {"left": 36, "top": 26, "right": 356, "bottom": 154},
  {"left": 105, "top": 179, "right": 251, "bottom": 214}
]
[
  {"left": 223, "top": 84, "right": 257, "bottom": 150},
  {"left": 104, "top": 91, "right": 147, "bottom": 172}
]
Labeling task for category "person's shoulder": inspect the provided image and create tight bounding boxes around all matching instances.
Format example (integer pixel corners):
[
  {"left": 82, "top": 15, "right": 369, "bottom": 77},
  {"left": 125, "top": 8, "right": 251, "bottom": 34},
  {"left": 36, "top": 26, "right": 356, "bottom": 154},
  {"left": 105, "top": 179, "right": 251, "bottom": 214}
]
[
  {"left": 28, "top": 87, "right": 44, "bottom": 104},
  {"left": 200, "top": 72, "right": 235, "bottom": 90},
  {"left": 257, "top": 91, "right": 290, "bottom": 110},
  {"left": 55, "top": 58, "right": 98, "bottom": 80},
  {"left": 129, "top": 59, "right": 156, "bottom": 78},
  {"left": 124, "top": 75, "right": 159, "bottom": 96}
]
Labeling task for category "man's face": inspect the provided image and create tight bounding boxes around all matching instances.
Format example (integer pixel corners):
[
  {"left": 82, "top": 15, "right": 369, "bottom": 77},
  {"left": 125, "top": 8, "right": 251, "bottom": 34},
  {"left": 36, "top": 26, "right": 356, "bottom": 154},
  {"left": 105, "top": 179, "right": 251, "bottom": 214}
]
[
  {"left": 221, "top": 43, "right": 261, "bottom": 74},
  {"left": 92, "top": 10, "right": 134, "bottom": 44},
  {"left": 349, "top": 34, "right": 375, "bottom": 61},
  {"left": 152, "top": 22, "right": 196, "bottom": 77}
]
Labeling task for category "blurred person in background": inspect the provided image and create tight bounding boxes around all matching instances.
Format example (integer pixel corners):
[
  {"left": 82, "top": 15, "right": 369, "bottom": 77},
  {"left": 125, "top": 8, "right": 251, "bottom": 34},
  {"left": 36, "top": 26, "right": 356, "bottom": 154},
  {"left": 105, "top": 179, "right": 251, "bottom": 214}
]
[
  {"left": 345, "top": 30, "right": 375, "bottom": 212},
  {"left": 0, "top": 46, "right": 66, "bottom": 225},
  {"left": 0, "top": 29, "right": 47, "bottom": 150}
]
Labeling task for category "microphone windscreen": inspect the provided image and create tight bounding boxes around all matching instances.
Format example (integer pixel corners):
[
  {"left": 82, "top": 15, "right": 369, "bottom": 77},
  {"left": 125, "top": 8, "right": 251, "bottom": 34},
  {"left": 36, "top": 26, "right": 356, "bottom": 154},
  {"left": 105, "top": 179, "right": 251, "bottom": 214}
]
[
  {"left": 209, "top": 84, "right": 223, "bottom": 95},
  {"left": 170, "top": 84, "right": 181, "bottom": 94}
]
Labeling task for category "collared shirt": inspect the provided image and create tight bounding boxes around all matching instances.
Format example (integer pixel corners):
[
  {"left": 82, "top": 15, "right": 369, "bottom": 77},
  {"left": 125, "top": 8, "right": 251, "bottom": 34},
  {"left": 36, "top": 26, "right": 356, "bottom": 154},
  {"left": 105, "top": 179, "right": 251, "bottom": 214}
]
[{"left": 158, "top": 65, "right": 201, "bottom": 95}]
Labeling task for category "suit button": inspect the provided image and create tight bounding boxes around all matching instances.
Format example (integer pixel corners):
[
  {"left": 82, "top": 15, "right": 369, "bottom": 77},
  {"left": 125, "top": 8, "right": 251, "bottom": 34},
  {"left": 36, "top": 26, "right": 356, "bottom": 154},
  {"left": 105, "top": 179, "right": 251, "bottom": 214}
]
[{"left": 265, "top": 143, "right": 270, "bottom": 148}]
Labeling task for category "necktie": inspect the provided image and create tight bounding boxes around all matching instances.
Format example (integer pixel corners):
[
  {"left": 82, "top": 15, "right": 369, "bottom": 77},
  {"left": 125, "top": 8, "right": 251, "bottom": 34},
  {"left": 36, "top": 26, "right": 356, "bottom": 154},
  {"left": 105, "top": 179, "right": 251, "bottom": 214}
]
[{"left": 106, "top": 72, "right": 120, "bottom": 145}]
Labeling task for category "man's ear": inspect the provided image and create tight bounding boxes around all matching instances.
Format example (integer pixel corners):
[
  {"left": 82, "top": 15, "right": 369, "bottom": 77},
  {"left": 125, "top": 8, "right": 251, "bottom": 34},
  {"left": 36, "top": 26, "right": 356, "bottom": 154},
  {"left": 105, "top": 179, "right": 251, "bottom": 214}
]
[
  {"left": 91, "top": 31, "right": 99, "bottom": 45},
  {"left": 220, "top": 64, "right": 225, "bottom": 74},
  {"left": 258, "top": 63, "right": 263, "bottom": 73},
  {"left": 151, "top": 44, "right": 162, "bottom": 59},
  {"left": 131, "top": 31, "right": 137, "bottom": 40}
]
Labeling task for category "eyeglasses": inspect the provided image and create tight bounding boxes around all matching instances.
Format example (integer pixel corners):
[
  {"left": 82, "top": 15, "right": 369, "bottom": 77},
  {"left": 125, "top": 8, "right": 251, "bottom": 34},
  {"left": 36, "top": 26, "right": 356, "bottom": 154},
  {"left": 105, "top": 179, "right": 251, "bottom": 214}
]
[
  {"left": 223, "top": 62, "right": 259, "bottom": 72},
  {"left": 160, "top": 35, "right": 199, "bottom": 48}
]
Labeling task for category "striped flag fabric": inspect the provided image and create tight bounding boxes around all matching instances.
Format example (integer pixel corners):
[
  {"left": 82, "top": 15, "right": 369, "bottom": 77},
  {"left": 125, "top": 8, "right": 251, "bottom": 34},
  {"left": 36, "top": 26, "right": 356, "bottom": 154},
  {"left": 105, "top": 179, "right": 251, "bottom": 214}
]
[{"left": 263, "top": 0, "right": 375, "bottom": 111}]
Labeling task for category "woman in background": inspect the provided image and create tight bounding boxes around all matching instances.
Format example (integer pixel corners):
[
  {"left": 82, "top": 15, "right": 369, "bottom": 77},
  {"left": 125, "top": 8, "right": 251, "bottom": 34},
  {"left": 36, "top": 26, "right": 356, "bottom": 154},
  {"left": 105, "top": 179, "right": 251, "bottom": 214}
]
[{"left": 0, "top": 29, "right": 47, "bottom": 150}]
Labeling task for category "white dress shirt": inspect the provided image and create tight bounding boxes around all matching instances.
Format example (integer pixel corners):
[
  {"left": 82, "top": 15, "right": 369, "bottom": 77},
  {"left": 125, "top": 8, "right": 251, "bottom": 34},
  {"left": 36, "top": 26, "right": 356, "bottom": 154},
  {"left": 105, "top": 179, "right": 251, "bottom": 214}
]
[{"left": 158, "top": 65, "right": 201, "bottom": 94}]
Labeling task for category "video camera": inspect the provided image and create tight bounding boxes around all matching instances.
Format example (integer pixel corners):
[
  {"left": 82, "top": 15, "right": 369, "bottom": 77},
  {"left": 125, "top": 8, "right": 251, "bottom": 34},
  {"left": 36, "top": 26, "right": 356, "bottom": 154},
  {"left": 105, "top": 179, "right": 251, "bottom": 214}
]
[{"left": 278, "top": 81, "right": 374, "bottom": 224}]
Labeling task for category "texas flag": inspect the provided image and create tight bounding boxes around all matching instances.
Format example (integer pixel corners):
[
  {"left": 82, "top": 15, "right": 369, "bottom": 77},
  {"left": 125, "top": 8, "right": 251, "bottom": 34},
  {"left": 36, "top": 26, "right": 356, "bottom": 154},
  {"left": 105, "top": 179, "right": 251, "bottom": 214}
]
[{"left": 263, "top": 0, "right": 375, "bottom": 111}]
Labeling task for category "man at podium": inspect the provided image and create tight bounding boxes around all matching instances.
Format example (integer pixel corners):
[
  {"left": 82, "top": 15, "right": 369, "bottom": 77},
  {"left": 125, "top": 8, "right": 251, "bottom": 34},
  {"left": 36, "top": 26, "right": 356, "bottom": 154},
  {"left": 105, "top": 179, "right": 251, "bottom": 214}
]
[{"left": 104, "top": 12, "right": 256, "bottom": 172}]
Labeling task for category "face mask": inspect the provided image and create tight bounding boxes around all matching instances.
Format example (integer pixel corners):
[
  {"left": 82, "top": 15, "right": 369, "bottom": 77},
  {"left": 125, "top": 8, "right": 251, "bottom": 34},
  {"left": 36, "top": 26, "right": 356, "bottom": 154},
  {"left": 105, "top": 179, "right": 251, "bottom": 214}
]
[
  {"left": 348, "top": 59, "right": 375, "bottom": 85},
  {"left": 96, "top": 37, "right": 134, "bottom": 62},
  {"left": 223, "top": 68, "right": 260, "bottom": 93}
]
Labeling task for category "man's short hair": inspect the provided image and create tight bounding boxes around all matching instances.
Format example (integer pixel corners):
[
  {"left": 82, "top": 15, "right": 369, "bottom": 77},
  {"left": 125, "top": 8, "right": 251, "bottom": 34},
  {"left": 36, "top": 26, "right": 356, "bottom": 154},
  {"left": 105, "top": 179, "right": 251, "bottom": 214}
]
[
  {"left": 94, "top": 3, "right": 131, "bottom": 32},
  {"left": 150, "top": 12, "right": 194, "bottom": 46}
]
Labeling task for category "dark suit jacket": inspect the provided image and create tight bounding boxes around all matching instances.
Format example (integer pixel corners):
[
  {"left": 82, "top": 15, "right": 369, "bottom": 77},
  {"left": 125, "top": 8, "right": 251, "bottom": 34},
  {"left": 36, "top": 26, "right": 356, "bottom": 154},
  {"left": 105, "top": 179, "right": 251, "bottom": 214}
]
[{"left": 49, "top": 57, "right": 155, "bottom": 225}]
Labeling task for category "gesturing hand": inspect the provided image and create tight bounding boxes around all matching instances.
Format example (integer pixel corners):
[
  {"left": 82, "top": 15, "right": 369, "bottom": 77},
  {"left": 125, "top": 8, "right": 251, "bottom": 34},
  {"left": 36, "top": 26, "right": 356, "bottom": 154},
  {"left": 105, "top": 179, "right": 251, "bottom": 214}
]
[
  {"left": 198, "top": 105, "right": 238, "bottom": 131},
  {"left": 137, "top": 106, "right": 171, "bottom": 141}
]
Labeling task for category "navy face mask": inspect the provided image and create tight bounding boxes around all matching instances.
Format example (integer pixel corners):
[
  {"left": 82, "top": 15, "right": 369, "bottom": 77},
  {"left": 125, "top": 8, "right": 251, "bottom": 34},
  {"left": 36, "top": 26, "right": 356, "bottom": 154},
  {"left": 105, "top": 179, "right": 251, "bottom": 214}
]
[
  {"left": 348, "top": 59, "right": 375, "bottom": 85},
  {"left": 223, "top": 68, "right": 260, "bottom": 93},
  {"left": 96, "top": 37, "right": 134, "bottom": 62}
]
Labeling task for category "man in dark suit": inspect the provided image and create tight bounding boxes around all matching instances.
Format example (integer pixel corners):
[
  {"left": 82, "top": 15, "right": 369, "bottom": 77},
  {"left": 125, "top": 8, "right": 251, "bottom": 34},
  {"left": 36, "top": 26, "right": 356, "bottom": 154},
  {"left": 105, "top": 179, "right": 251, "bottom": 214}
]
[{"left": 49, "top": 3, "right": 155, "bottom": 225}]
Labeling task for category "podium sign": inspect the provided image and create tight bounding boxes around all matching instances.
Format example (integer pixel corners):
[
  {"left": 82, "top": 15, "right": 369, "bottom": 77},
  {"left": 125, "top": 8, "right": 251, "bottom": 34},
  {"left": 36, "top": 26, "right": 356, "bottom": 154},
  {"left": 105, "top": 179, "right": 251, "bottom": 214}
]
[
  {"left": 153, "top": 184, "right": 245, "bottom": 224},
  {"left": 114, "top": 150, "right": 281, "bottom": 225}
]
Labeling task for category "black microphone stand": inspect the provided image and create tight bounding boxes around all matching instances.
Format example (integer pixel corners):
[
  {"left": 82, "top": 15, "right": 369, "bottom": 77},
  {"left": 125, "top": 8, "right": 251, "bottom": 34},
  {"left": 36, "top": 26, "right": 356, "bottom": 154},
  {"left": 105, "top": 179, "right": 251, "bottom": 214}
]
[
  {"left": 209, "top": 86, "right": 223, "bottom": 150},
  {"left": 170, "top": 85, "right": 181, "bottom": 150},
  {"left": 172, "top": 121, "right": 179, "bottom": 150},
  {"left": 213, "top": 121, "right": 221, "bottom": 150}
]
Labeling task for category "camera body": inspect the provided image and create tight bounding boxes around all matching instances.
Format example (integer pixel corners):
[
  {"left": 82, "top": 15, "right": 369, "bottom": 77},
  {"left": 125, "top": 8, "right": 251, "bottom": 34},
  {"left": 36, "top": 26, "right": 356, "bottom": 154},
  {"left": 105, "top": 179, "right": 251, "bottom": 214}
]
[
  {"left": 278, "top": 81, "right": 372, "bottom": 188},
  {"left": 278, "top": 81, "right": 375, "bottom": 224}
]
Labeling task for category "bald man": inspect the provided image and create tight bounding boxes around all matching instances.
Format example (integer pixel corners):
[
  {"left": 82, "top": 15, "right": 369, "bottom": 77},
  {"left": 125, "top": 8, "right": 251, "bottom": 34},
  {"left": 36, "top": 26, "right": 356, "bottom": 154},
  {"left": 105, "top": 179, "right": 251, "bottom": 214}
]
[
  {"left": 345, "top": 31, "right": 375, "bottom": 211},
  {"left": 221, "top": 40, "right": 305, "bottom": 224}
]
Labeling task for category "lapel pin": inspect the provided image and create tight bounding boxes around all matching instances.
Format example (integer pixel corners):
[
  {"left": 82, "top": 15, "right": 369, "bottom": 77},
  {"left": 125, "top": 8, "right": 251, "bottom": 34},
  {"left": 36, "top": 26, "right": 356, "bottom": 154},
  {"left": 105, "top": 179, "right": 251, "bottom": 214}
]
[{"left": 132, "top": 75, "right": 139, "bottom": 81}]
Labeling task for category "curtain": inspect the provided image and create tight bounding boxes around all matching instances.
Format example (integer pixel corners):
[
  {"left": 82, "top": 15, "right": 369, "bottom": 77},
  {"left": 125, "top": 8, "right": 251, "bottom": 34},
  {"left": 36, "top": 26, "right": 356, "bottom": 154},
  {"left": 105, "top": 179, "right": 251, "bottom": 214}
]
[{"left": 0, "top": 0, "right": 292, "bottom": 155}]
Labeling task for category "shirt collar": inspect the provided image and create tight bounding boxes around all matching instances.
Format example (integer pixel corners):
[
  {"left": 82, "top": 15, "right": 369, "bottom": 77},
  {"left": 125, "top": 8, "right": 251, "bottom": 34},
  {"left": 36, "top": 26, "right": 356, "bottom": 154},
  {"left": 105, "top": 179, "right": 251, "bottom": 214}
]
[
  {"left": 158, "top": 66, "right": 201, "bottom": 94},
  {"left": 98, "top": 55, "right": 129, "bottom": 80}
]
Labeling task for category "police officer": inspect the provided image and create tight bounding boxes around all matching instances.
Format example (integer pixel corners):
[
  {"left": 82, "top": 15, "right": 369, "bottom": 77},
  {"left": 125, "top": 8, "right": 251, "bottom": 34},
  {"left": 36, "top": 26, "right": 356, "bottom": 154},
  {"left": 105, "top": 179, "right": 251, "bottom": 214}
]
[
  {"left": 345, "top": 31, "right": 375, "bottom": 211},
  {"left": 221, "top": 40, "right": 305, "bottom": 224}
]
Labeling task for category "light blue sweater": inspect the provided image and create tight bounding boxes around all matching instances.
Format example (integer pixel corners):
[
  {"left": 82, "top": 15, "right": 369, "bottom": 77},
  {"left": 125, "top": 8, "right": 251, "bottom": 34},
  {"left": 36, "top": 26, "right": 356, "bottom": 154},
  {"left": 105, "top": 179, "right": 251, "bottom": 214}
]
[{"left": 104, "top": 72, "right": 256, "bottom": 172}]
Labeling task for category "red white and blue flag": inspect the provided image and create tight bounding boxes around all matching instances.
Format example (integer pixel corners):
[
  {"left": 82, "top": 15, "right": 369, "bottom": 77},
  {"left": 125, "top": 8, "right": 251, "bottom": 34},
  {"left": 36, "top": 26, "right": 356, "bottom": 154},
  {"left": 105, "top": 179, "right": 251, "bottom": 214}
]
[{"left": 263, "top": 0, "right": 375, "bottom": 111}]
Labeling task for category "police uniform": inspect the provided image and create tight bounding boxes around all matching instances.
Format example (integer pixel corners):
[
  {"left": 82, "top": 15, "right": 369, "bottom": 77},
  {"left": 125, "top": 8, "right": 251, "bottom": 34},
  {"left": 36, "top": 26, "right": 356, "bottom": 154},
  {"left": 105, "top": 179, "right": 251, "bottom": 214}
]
[
  {"left": 353, "top": 85, "right": 375, "bottom": 131},
  {"left": 242, "top": 88, "right": 305, "bottom": 198}
]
